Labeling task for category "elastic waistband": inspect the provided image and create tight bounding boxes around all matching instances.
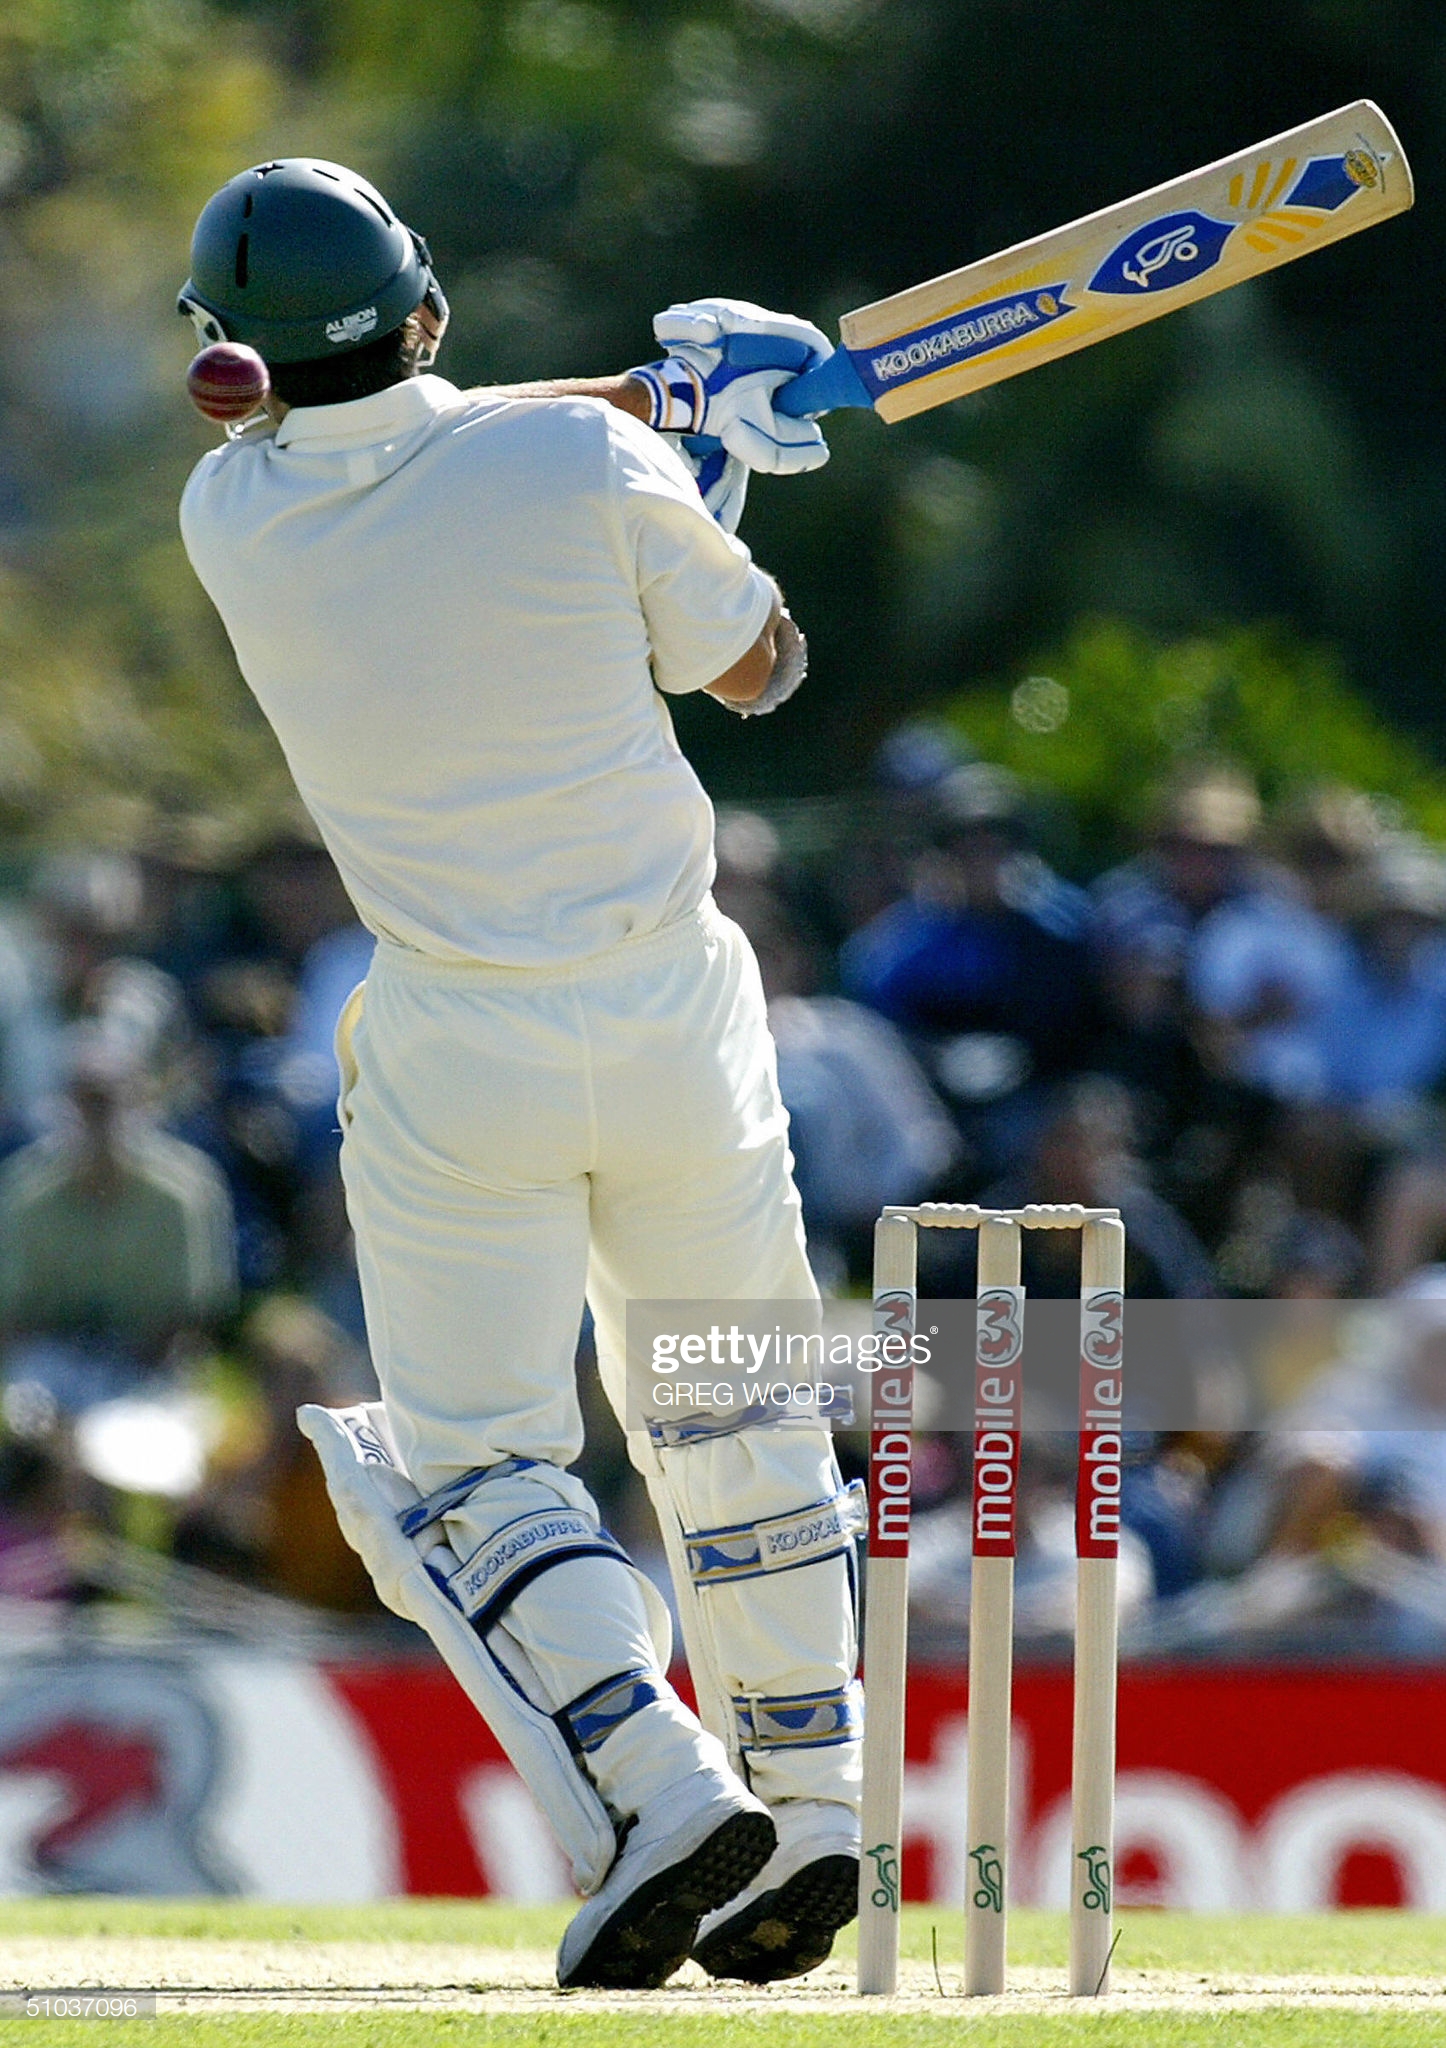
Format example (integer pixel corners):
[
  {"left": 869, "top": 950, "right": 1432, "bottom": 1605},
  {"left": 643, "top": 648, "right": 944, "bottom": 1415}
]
[{"left": 370, "top": 897, "right": 729, "bottom": 991}]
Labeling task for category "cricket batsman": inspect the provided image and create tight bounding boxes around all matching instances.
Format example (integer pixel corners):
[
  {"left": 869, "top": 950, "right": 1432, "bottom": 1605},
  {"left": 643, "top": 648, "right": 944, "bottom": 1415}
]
[{"left": 176, "top": 159, "right": 860, "bottom": 1989}]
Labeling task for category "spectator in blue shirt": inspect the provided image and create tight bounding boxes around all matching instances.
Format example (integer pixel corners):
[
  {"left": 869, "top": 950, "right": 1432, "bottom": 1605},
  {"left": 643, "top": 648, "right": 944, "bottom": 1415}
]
[{"left": 842, "top": 766, "right": 1103, "bottom": 1172}]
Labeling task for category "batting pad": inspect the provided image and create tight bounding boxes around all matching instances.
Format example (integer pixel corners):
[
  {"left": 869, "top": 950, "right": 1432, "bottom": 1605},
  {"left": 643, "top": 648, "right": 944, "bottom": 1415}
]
[
  {"left": 644, "top": 1419, "right": 863, "bottom": 1808},
  {"left": 297, "top": 1402, "right": 619, "bottom": 1893}
]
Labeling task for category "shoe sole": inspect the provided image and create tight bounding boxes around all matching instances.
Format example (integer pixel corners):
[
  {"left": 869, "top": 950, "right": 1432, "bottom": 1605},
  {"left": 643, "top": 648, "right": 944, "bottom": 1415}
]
[
  {"left": 558, "top": 1808, "right": 776, "bottom": 1991},
  {"left": 692, "top": 1852, "right": 859, "bottom": 1983}
]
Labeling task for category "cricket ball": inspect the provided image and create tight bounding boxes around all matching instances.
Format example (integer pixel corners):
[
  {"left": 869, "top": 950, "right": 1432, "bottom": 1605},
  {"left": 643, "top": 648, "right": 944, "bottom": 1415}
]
[{"left": 187, "top": 342, "right": 270, "bottom": 424}]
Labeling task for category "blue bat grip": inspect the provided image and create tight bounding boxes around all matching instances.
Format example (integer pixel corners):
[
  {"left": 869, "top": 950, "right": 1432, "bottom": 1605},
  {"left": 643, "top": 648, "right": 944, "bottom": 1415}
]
[
  {"left": 713, "top": 331, "right": 873, "bottom": 417},
  {"left": 774, "top": 347, "right": 873, "bottom": 417}
]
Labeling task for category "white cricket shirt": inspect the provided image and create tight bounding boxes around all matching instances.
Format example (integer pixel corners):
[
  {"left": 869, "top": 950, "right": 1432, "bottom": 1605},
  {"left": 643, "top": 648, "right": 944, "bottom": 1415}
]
[{"left": 180, "top": 375, "right": 775, "bottom": 964}]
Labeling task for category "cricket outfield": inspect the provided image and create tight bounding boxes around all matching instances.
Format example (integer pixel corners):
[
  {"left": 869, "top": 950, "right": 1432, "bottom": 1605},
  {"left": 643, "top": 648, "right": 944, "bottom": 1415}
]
[{"left": 1, "top": 1901, "right": 1442, "bottom": 2047}]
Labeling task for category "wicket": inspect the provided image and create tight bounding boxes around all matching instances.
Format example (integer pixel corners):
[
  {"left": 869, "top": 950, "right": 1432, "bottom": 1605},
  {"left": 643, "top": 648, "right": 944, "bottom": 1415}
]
[{"left": 858, "top": 1202, "right": 1126, "bottom": 1998}]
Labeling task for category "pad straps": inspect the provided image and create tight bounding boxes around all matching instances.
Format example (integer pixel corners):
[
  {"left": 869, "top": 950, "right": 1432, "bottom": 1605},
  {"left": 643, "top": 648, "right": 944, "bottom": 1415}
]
[
  {"left": 733, "top": 1680, "right": 863, "bottom": 1752},
  {"left": 556, "top": 1669, "right": 669, "bottom": 1757},
  {"left": 447, "top": 1506, "right": 633, "bottom": 1631},
  {"left": 646, "top": 1384, "right": 854, "bottom": 1450},
  {"left": 397, "top": 1456, "right": 537, "bottom": 1540},
  {"left": 684, "top": 1480, "right": 867, "bottom": 1587}
]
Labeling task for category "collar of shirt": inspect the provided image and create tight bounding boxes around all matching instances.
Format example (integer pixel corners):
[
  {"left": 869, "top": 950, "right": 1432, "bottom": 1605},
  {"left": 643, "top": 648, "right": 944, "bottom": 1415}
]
[{"left": 274, "top": 373, "right": 463, "bottom": 451}]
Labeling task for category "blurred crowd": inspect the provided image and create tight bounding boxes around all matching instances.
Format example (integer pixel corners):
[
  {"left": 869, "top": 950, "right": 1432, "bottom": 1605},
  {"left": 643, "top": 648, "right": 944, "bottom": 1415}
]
[
  {"left": 0, "top": 827, "right": 379, "bottom": 1624},
  {"left": 7, "top": 732, "right": 1446, "bottom": 1660}
]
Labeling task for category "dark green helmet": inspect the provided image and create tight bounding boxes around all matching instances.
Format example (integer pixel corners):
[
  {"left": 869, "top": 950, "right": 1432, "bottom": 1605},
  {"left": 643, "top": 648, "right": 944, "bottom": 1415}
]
[{"left": 177, "top": 158, "right": 446, "bottom": 363}]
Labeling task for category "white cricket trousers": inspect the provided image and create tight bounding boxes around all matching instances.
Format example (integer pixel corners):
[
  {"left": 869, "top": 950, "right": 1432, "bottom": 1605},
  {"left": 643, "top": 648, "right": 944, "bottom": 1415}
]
[
  {"left": 335, "top": 899, "right": 857, "bottom": 1808},
  {"left": 335, "top": 897, "right": 817, "bottom": 1481}
]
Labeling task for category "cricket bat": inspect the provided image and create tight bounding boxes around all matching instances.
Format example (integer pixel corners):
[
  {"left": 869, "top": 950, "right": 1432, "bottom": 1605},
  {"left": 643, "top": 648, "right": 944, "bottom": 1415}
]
[{"left": 772, "top": 101, "right": 1411, "bottom": 423}]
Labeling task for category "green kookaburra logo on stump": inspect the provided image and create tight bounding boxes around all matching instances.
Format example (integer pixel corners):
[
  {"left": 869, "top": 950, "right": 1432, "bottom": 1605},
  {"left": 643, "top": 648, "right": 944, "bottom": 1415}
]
[
  {"left": 866, "top": 1842, "right": 899, "bottom": 1913},
  {"left": 1078, "top": 1844, "right": 1112, "bottom": 1912},
  {"left": 969, "top": 1843, "right": 1004, "bottom": 1914}
]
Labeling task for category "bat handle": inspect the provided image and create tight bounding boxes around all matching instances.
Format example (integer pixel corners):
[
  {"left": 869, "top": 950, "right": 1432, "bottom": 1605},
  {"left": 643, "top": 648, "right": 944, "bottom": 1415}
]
[{"left": 774, "top": 347, "right": 873, "bottom": 417}]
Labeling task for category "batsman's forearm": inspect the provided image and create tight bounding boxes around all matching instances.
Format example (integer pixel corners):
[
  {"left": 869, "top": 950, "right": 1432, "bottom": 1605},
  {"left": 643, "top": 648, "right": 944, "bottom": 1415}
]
[
  {"left": 710, "top": 587, "right": 808, "bottom": 718},
  {"left": 705, "top": 588, "right": 782, "bottom": 705},
  {"left": 483, "top": 373, "right": 653, "bottom": 421}
]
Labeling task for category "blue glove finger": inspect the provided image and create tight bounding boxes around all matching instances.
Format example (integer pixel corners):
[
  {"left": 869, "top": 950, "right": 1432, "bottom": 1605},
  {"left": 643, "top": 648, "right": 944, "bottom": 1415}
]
[
  {"left": 689, "top": 445, "right": 731, "bottom": 499},
  {"left": 718, "top": 333, "right": 817, "bottom": 374}
]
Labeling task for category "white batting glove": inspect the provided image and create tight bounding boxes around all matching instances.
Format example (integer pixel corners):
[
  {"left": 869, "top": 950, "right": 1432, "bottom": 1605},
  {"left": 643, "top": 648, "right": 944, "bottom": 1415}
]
[
  {"left": 670, "top": 435, "right": 750, "bottom": 533},
  {"left": 633, "top": 297, "right": 832, "bottom": 476},
  {"left": 720, "top": 611, "right": 808, "bottom": 717}
]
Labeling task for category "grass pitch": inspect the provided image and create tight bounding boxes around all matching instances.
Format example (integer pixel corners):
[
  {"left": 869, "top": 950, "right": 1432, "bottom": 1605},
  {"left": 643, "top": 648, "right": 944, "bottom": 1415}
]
[{"left": 0, "top": 1900, "right": 1442, "bottom": 2046}]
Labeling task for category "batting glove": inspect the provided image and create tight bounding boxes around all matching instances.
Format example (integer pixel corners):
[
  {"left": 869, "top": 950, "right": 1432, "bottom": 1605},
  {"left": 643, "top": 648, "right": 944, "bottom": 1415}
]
[
  {"left": 672, "top": 434, "right": 750, "bottom": 533},
  {"left": 720, "top": 611, "right": 807, "bottom": 717},
  {"left": 633, "top": 297, "right": 832, "bottom": 476}
]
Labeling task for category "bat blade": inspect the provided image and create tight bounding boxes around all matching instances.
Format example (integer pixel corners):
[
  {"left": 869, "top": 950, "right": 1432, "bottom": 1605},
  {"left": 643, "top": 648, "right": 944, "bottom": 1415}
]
[{"left": 776, "top": 101, "right": 1412, "bottom": 423}]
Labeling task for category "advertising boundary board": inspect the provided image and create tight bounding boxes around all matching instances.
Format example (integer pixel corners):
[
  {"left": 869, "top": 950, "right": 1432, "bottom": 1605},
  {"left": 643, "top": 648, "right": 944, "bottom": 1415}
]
[
  {"left": 2, "top": 1650, "right": 1445, "bottom": 1906},
  {"left": 327, "top": 1662, "right": 1446, "bottom": 1909}
]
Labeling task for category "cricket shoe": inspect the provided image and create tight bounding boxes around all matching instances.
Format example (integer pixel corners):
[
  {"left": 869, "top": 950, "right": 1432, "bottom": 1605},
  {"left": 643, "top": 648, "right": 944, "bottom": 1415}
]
[
  {"left": 556, "top": 1774, "right": 775, "bottom": 1990},
  {"left": 691, "top": 1799, "right": 859, "bottom": 1983}
]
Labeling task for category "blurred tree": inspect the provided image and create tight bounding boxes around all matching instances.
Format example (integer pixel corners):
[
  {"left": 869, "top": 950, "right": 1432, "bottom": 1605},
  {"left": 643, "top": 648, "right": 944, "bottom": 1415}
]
[
  {"left": 0, "top": 0, "right": 1441, "bottom": 840},
  {"left": 0, "top": 0, "right": 360, "bottom": 842},
  {"left": 946, "top": 618, "right": 1446, "bottom": 874}
]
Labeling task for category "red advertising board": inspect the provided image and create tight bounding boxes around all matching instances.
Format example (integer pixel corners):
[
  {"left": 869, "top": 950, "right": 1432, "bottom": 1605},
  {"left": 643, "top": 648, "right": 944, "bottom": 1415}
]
[
  {"left": 3, "top": 1647, "right": 1444, "bottom": 1905},
  {"left": 328, "top": 1660, "right": 1446, "bottom": 1909}
]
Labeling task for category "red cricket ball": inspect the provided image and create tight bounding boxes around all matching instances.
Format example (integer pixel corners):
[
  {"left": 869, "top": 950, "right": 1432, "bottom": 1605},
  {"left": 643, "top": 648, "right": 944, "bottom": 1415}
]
[{"left": 186, "top": 342, "right": 270, "bottom": 424}]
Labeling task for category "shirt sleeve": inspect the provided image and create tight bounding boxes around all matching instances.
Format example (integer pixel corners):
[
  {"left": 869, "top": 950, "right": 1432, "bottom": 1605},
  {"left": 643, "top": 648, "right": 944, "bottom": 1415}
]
[{"left": 606, "top": 408, "right": 777, "bottom": 695}]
